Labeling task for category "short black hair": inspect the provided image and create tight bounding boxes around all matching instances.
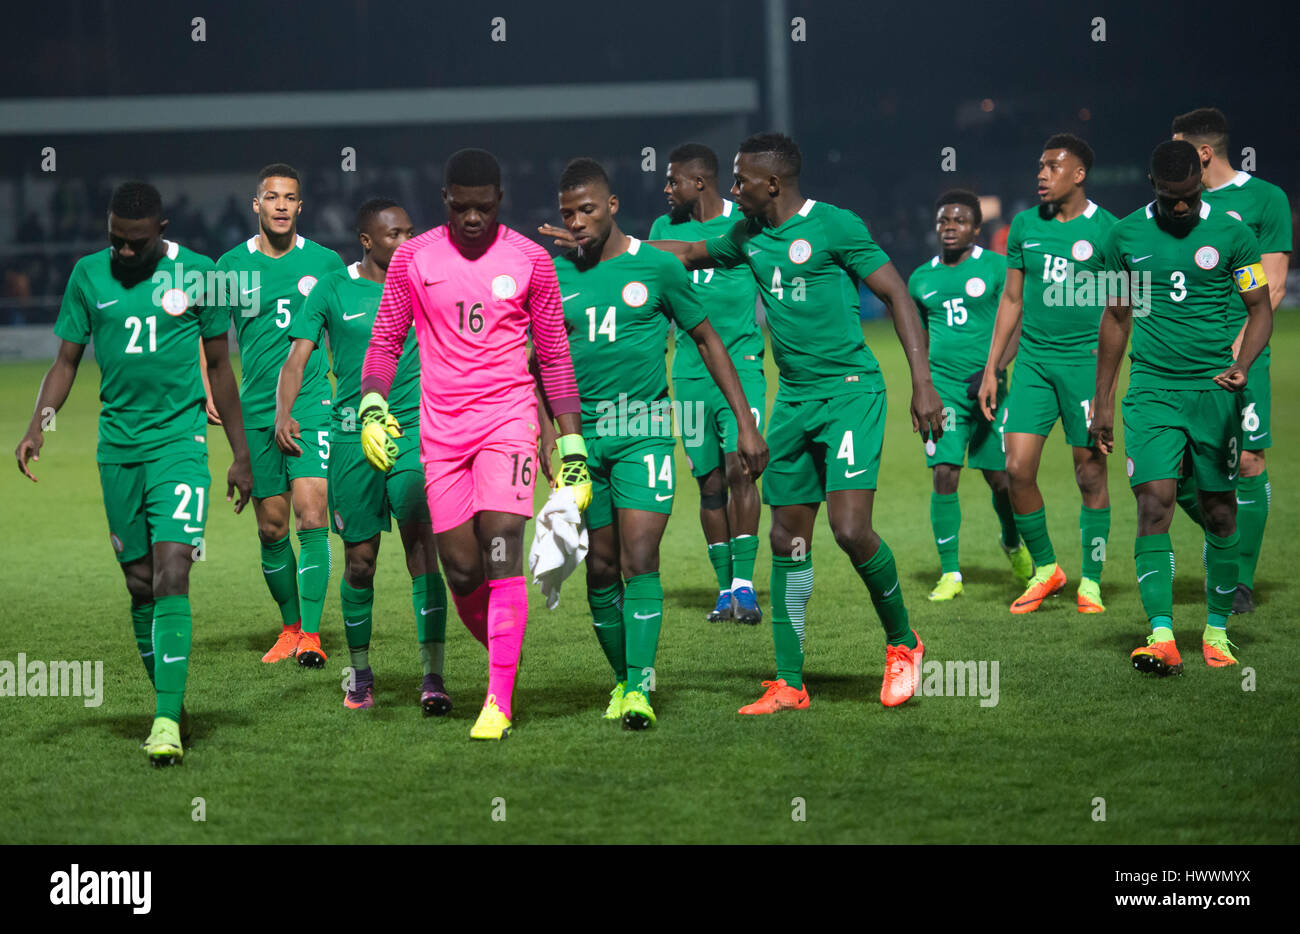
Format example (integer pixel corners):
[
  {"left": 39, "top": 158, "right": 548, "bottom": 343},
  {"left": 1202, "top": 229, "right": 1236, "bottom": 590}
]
[
  {"left": 1150, "top": 139, "right": 1201, "bottom": 184},
  {"left": 257, "top": 163, "right": 301, "bottom": 191},
  {"left": 559, "top": 157, "right": 610, "bottom": 193},
  {"left": 1171, "top": 107, "right": 1229, "bottom": 156},
  {"left": 444, "top": 148, "right": 501, "bottom": 189},
  {"left": 668, "top": 143, "right": 719, "bottom": 178},
  {"left": 737, "top": 132, "right": 802, "bottom": 178},
  {"left": 935, "top": 189, "right": 982, "bottom": 226},
  {"left": 109, "top": 181, "right": 163, "bottom": 220},
  {"left": 356, "top": 198, "right": 400, "bottom": 235},
  {"left": 1043, "top": 133, "right": 1094, "bottom": 172}
]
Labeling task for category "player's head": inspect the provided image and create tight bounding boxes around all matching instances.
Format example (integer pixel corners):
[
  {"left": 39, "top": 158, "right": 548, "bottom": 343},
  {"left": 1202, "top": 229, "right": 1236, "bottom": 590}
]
[
  {"left": 934, "top": 189, "right": 982, "bottom": 254},
  {"left": 107, "top": 180, "right": 168, "bottom": 271},
  {"left": 1037, "top": 133, "right": 1093, "bottom": 204},
  {"left": 254, "top": 163, "right": 302, "bottom": 238},
  {"left": 1171, "top": 107, "right": 1229, "bottom": 172},
  {"left": 664, "top": 143, "right": 719, "bottom": 221},
  {"left": 356, "top": 198, "right": 415, "bottom": 269},
  {"left": 1148, "top": 139, "right": 1203, "bottom": 234},
  {"left": 558, "top": 158, "right": 617, "bottom": 262},
  {"left": 442, "top": 148, "right": 503, "bottom": 251},
  {"left": 732, "top": 132, "right": 801, "bottom": 219}
]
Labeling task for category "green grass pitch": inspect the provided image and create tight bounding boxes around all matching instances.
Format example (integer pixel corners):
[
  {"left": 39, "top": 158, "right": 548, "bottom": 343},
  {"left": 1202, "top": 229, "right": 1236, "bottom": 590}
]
[{"left": 2, "top": 316, "right": 1297, "bottom": 844}]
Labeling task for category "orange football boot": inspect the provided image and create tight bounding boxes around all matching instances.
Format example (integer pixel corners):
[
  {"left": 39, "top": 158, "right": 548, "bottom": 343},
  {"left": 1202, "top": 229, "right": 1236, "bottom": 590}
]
[
  {"left": 296, "top": 631, "right": 328, "bottom": 669},
  {"left": 738, "top": 678, "right": 810, "bottom": 715},
  {"left": 261, "top": 623, "right": 302, "bottom": 663},
  {"left": 1010, "top": 565, "right": 1067, "bottom": 614},
  {"left": 1131, "top": 635, "right": 1183, "bottom": 676},
  {"left": 881, "top": 631, "right": 925, "bottom": 707}
]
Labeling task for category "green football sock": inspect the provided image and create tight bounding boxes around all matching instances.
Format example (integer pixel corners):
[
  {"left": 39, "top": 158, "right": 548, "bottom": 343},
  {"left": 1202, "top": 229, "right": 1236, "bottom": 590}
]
[
  {"left": 151, "top": 594, "right": 192, "bottom": 722},
  {"left": 1080, "top": 505, "right": 1110, "bottom": 581},
  {"left": 1151, "top": 618, "right": 1174, "bottom": 642},
  {"left": 855, "top": 540, "right": 915, "bottom": 648},
  {"left": 1205, "top": 529, "right": 1240, "bottom": 619},
  {"left": 340, "top": 580, "right": 374, "bottom": 670},
  {"left": 1235, "top": 472, "right": 1269, "bottom": 590},
  {"left": 992, "top": 489, "right": 1020, "bottom": 549},
  {"left": 588, "top": 582, "right": 626, "bottom": 682},
  {"left": 929, "top": 491, "right": 961, "bottom": 573},
  {"left": 1175, "top": 475, "right": 1204, "bottom": 528},
  {"left": 295, "top": 528, "right": 331, "bottom": 635},
  {"left": 130, "top": 598, "right": 156, "bottom": 684},
  {"left": 413, "top": 572, "right": 447, "bottom": 677},
  {"left": 1134, "top": 533, "right": 1174, "bottom": 625},
  {"left": 707, "top": 542, "right": 731, "bottom": 592},
  {"left": 770, "top": 554, "right": 812, "bottom": 690},
  {"left": 1015, "top": 507, "right": 1056, "bottom": 567},
  {"left": 623, "top": 572, "right": 663, "bottom": 694},
  {"left": 260, "top": 533, "right": 301, "bottom": 627},
  {"left": 730, "top": 534, "right": 758, "bottom": 587}
]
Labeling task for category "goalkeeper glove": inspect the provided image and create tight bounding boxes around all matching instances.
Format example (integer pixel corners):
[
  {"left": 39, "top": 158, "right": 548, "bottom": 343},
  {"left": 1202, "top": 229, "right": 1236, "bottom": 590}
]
[
  {"left": 359, "top": 391, "right": 402, "bottom": 472},
  {"left": 556, "top": 433, "right": 592, "bottom": 512}
]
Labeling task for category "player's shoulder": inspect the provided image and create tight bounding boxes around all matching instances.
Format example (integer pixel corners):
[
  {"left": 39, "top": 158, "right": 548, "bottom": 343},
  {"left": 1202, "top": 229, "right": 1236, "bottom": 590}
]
[
  {"left": 809, "top": 199, "right": 864, "bottom": 228},
  {"left": 296, "top": 236, "right": 345, "bottom": 267},
  {"left": 215, "top": 237, "right": 257, "bottom": 267},
  {"left": 1082, "top": 201, "right": 1118, "bottom": 229},
  {"left": 497, "top": 225, "right": 553, "bottom": 266},
  {"left": 69, "top": 248, "right": 111, "bottom": 280},
  {"left": 389, "top": 227, "right": 445, "bottom": 265},
  {"left": 649, "top": 212, "right": 675, "bottom": 239},
  {"left": 908, "top": 255, "right": 940, "bottom": 284},
  {"left": 973, "top": 244, "right": 1006, "bottom": 271},
  {"left": 165, "top": 240, "right": 215, "bottom": 270}
]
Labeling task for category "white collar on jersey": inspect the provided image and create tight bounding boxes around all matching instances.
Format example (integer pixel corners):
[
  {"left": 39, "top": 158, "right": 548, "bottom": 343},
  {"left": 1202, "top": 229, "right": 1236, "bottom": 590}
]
[
  {"left": 722, "top": 199, "right": 734, "bottom": 218},
  {"left": 1083, "top": 200, "right": 1099, "bottom": 218},
  {"left": 164, "top": 239, "right": 179, "bottom": 260},
  {"left": 797, "top": 199, "right": 817, "bottom": 217},
  {"left": 246, "top": 234, "right": 306, "bottom": 253},
  {"left": 930, "top": 245, "right": 983, "bottom": 267},
  {"left": 348, "top": 262, "right": 361, "bottom": 279},
  {"left": 1144, "top": 200, "right": 1212, "bottom": 219},
  {"left": 1207, "top": 170, "right": 1252, "bottom": 193},
  {"left": 626, "top": 237, "right": 642, "bottom": 255}
]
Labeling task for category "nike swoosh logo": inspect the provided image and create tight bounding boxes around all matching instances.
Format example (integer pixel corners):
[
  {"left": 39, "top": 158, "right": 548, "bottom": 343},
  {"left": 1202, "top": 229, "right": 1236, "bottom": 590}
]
[
  {"left": 845, "top": 468, "right": 868, "bottom": 478},
  {"left": 937, "top": 535, "right": 955, "bottom": 544},
  {"left": 921, "top": 291, "right": 938, "bottom": 299},
  {"left": 746, "top": 248, "right": 761, "bottom": 256},
  {"left": 419, "top": 607, "right": 442, "bottom": 616},
  {"left": 882, "top": 582, "right": 899, "bottom": 598},
  {"left": 1248, "top": 433, "right": 1267, "bottom": 441},
  {"left": 96, "top": 299, "right": 119, "bottom": 309},
  {"left": 243, "top": 287, "right": 260, "bottom": 295},
  {"left": 654, "top": 493, "right": 673, "bottom": 501},
  {"left": 561, "top": 293, "right": 581, "bottom": 302},
  {"left": 1023, "top": 241, "right": 1041, "bottom": 248},
  {"left": 1214, "top": 586, "right": 1235, "bottom": 595},
  {"left": 423, "top": 279, "right": 445, "bottom": 286},
  {"left": 162, "top": 654, "right": 186, "bottom": 664},
  {"left": 1137, "top": 570, "right": 1158, "bottom": 583},
  {"left": 344, "top": 618, "right": 369, "bottom": 627},
  {"left": 182, "top": 524, "right": 202, "bottom": 533},
  {"left": 298, "top": 565, "right": 319, "bottom": 574},
  {"left": 262, "top": 564, "right": 287, "bottom": 573},
  {"left": 342, "top": 312, "right": 368, "bottom": 320},
  {"left": 1236, "top": 498, "right": 1255, "bottom": 505},
  {"left": 633, "top": 612, "right": 661, "bottom": 620},
  {"left": 1131, "top": 254, "right": 1152, "bottom": 263}
]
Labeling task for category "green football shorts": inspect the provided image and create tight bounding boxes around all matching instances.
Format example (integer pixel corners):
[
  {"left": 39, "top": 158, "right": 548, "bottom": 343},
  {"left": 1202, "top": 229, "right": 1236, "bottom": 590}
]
[
  {"left": 328, "top": 432, "right": 429, "bottom": 542},
  {"left": 924, "top": 372, "right": 1007, "bottom": 471},
  {"left": 98, "top": 443, "right": 211, "bottom": 563},
  {"left": 1241, "top": 354, "right": 1271, "bottom": 451},
  {"left": 585, "top": 433, "right": 677, "bottom": 531},
  {"left": 674, "top": 373, "right": 768, "bottom": 478},
  {"left": 247, "top": 421, "right": 330, "bottom": 499},
  {"left": 762, "top": 389, "right": 887, "bottom": 505},
  {"left": 1003, "top": 357, "right": 1097, "bottom": 447},
  {"left": 1122, "top": 387, "right": 1243, "bottom": 491}
]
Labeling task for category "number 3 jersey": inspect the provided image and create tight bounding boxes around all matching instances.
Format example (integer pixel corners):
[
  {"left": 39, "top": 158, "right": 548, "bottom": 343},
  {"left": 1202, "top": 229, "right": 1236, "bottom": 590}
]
[
  {"left": 907, "top": 245, "right": 1006, "bottom": 381},
  {"left": 53, "top": 241, "right": 226, "bottom": 464}
]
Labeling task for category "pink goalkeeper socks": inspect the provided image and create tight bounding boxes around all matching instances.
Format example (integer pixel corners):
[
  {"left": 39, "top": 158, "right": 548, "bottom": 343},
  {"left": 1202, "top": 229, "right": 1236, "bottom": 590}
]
[
  {"left": 451, "top": 579, "right": 489, "bottom": 648},
  {"left": 486, "top": 576, "right": 527, "bottom": 719}
]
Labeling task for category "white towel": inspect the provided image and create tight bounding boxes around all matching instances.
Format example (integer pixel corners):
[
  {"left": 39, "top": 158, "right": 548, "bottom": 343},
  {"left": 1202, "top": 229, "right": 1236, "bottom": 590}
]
[{"left": 528, "top": 486, "right": 589, "bottom": 610}]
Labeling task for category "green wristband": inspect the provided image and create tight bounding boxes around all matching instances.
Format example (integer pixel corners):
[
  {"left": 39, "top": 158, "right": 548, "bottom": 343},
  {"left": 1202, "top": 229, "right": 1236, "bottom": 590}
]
[{"left": 557, "top": 433, "right": 587, "bottom": 460}]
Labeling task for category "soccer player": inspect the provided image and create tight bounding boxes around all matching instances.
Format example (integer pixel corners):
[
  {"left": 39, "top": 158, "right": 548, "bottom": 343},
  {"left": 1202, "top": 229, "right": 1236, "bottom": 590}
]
[
  {"left": 649, "top": 144, "right": 767, "bottom": 624},
  {"left": 543, "top": 158, "right": 766, "bottom": 729},
  {"left": 14, "top": 181, "right": 253, "bottom": 765},
  {"left": 361, "top": 148, "right": 589, "bottom": 740},
  {"left": 1090, "top": 140, "right": 1272, "bottom": 673},
  {"left": 907, "top": 189, "right": 1032, "bottom": 600},
  {"left": 979, "top": 134, "right": 1117, "bottom": 615},
  {"left": 215, "top": 164, "right": 344, "bottom": 667},
  {"left": 621, "top": 132, "right": 944, "bottom": 712},
  {"left": 275, "top": 199, "right": 452, "bottom": 712},
  {"left": 1171, "top": 107, "right": 1291, "bottom": 613}
]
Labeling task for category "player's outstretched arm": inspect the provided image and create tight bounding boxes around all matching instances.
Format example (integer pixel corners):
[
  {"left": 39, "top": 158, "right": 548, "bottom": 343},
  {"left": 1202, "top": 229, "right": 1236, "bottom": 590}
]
[
  {"left": 646, "top": 238, "right": 718, "bottom": 271},
  {"left": 202, "top": 333, "right": 253, "bottom": 512},
  {"left": 981, "top": 268, "right": 1024, "bottom": 420},
  {"left": 1217, "top": 284, "right": 1274, "bottom": 392},
  {"left": 866, "top": 261, "right": 944, "bottom": 439},
  {"left": 274, "top": 339, "right": 315, "bottom": 457},
  {"left": 1089, "top": 298, "right": 1131, "bottom": 455},
  {"left": 689, "top": 319, "right": 769, "bottom": 477},
  {"left": 15, "top": 339, "right": 84, "bottom": 482}
]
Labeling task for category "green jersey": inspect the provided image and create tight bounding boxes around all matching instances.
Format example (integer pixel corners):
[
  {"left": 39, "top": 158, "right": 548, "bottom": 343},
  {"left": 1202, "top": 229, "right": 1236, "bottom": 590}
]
[
  {"left": 1006, "top": 201, "right": 1118, "bottom": 365},
  {"left": 1101, "top": 200, "right": 1263, "bottom": 389},
  {"left": 216, "top": 235, "right": 344, "bottom": 429},
  {"left": 706, "top": 199, "right": 889, "bottom": 401},
  {"left": 554, "top": 238, "right": 707, "bottom": 432},
  {"left": 649, "top": 201, "right": 763, "bottom": 381},
  {"left": 53, "top": 241, "right": 226, "bottom": 464},
  {"left": 290, "top": 262, "right": 421, "bottom": 438},
  {"left": 907, "top": 245, "right": 1006, "bottom": 381}
]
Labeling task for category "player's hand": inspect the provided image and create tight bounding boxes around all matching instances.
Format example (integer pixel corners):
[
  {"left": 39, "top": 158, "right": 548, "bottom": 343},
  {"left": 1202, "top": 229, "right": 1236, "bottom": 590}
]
[
  {"left": 968, "top": 366, "right": 1004, "bottom": 402},
  {"left": 912, "top": 379, "right": 944, "bottom": 440},
  {"left": 205, "top": 396, "right": 224, "bottom": 426},
  {"left": 227, "top": 456, "right": 253, "bottom": 513},
  {"left": 15, "top": 429, "right": 43, "bottom": 482},
  {"left": 1088, "top": 400, "right": 1115, "bottom": 455},
  {"left": 537, "top": 420, "right": 557, "bottom": 485},
  {"left": 555, "top": 433, "right": 592, "bottom": 511},
  {"left": 538, "top": 223, "right": 579, "bottom": 253},
  {"left": 359, "top": 391, "right": 402, "bottom": 472},
  {"left": 737, "top": 421, "right": 768, "bottom": 478},
  {"left": 978, "top": 367, "right": 1001, "bottom": 421},
  {"left": 274, "top": 414, "right": 303, "bottom": 456},
  {"left": 1212, "top": 363, "right": 1248, "bottom": 393}
]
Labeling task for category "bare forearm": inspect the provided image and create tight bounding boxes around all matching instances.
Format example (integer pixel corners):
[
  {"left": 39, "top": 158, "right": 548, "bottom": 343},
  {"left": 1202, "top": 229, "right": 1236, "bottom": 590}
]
[
  {"left": 884, "top": 294, "right": 934, "bottom": 384},
  {"left": 647, "top": 239, "right": 716, "bottom": 271},
  {"left": 276, "top": 361, "right": 306, "bottom": 423},
  {"left": 1093, "top": 307, "right": 1130, "bottom": 408},
  {"left": 208, "top": 361, "right": 249, "bottom": 460},
  {"left": 1236, "top": 296, "right": 1274, "bottom": 374},
  {"left": 696, "top": 328, "right": 750, "bottom": 424},
  {"left": 555, "top": 412, "right": 582, "bottom": 436},
  {"left": 27, "top": 360, "right": 77, "bottom": 433},
  {"left": 996, "top": 320, "right": 1022, "bottom": 371},
  {"left": 986, "top": 295, "right": 1022, "bottom": 373}
]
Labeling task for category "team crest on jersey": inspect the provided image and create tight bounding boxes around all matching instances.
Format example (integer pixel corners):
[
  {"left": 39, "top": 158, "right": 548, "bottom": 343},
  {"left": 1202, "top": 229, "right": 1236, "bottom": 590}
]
[
  {"left": 788, "top": 238, "right": 812, "bottom": 264},
  {"left": 1071, "top": 240, "right": 1094, "bottom": 261},
  {"left": 622, "top": 281, "right": 648, "bottom": 307},
  {"left": 1228, "top": 210, "right": 1243, "bottom": 221},
  {"left": 1126, "top": 457, "right": 1135, "bottom": 478},
  {"left": 297, "top": 275, "right": 318, "bottom": 296},
  {"left": 1195, "top": 246, "right": 1220, "bottom": 270},
  {"left": 160, "top": 288, "right": 189, "bottom": 316},
  {"left": 333, "top": 510, "right": 344, "bottom": 532},
  {"left": 492, "top": 274, "right": 517, "bottom": 299},
  {"left": 110, "top": 533, "right": 123, "bottom": 554},
  {"left": 965, "top": 277, "right": 986, "bottom": 298}
]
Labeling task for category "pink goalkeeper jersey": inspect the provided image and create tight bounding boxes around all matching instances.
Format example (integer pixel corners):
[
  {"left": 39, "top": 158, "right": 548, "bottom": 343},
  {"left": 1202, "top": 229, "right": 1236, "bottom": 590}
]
[{"left": 362, "top": 224, "right": 579, "bottom": 448}]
